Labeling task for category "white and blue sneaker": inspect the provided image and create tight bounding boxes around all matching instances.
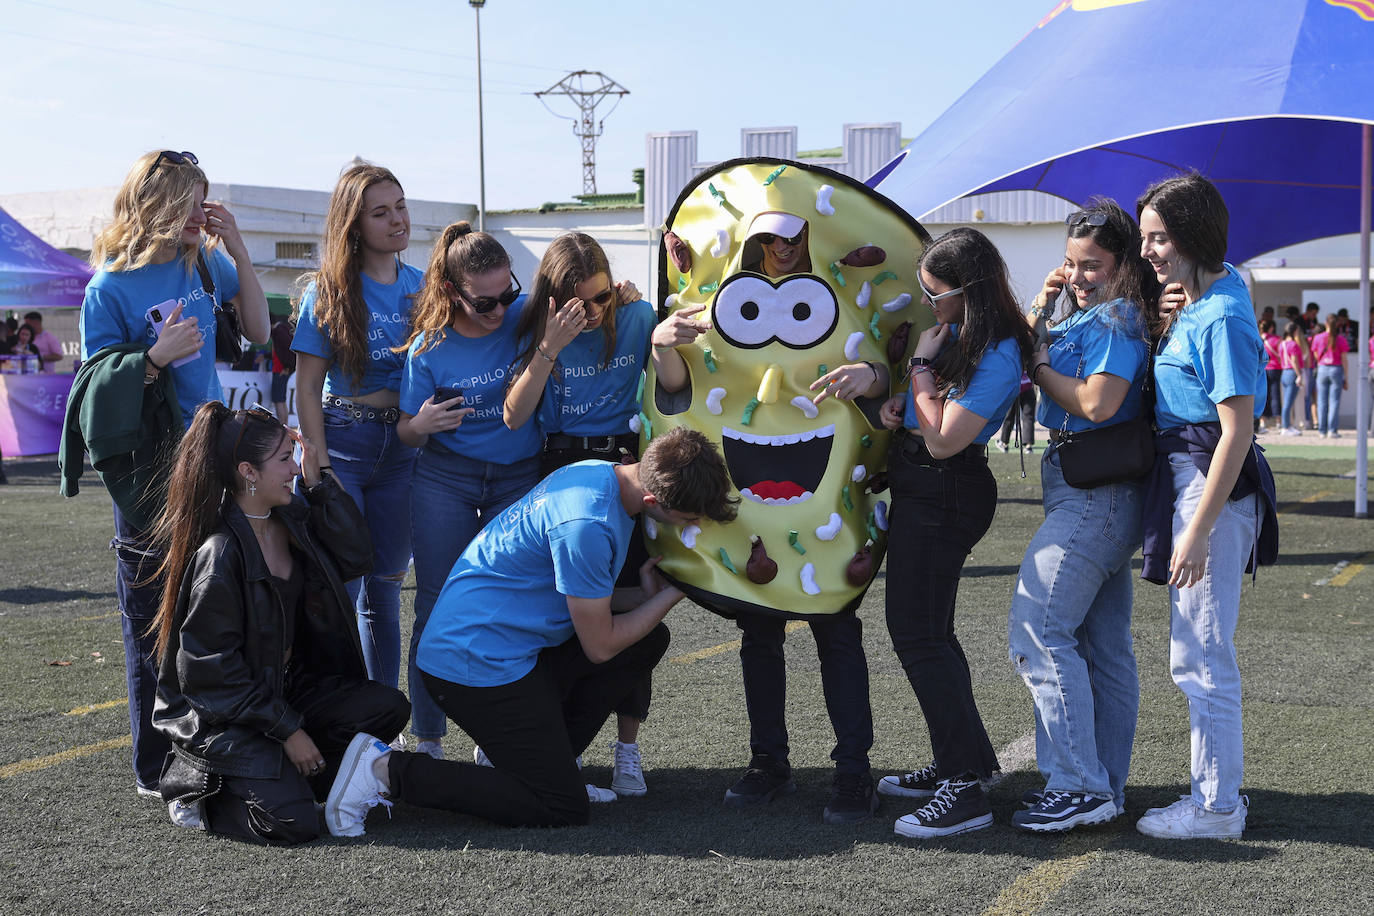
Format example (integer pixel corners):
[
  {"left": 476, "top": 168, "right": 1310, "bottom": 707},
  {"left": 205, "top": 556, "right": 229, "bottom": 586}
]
[
  {"left": 325, "top": 733, "right": 393, "bottom": 837},
  {"left": 1013, "top": 791, "right": 1118, "bottom": 832},
  {"left": 610, "top": 741, "right": 647, "bottom": 797}
]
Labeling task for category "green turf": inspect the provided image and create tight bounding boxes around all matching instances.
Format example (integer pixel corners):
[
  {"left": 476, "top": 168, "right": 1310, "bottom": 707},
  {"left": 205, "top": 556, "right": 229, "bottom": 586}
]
[{"left": 1, "top": 449, "right": 1371, "bottom": 916}]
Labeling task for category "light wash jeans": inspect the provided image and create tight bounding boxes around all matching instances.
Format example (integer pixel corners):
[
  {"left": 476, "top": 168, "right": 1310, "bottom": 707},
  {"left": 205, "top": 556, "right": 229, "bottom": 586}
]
[
  {"left": 1167, "top": 452, "right": 1258, "bottom": 813},
  {"left": 322, "top": 404, "right": 418, "bottom": 689},
  {"left": 407, "top": 444, "right": 542, "bottom": 739},
  {"left": 1009, "top": 449, "right": 1142, "bottom": 807},
  {"left": 1315, "top": 364, "right": 1344, "bottom": 435},
  {"left": 1279, "top": 368, "right": 1300, "bottom": 430}
]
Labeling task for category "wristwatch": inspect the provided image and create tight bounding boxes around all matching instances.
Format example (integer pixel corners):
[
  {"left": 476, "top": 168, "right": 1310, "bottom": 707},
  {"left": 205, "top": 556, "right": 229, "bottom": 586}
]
[{"left": 906, "top": 355, "right": 932, "bottom": 374}]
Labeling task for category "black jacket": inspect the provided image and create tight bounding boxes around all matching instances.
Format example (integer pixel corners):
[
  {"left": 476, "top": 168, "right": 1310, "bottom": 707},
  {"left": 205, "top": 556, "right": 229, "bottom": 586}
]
[{"left": 152, "top": 475, "right": 372, "bottom": 779}]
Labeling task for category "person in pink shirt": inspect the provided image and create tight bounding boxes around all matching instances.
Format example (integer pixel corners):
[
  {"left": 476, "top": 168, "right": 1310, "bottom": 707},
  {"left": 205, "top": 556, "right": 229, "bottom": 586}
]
[
  {"left": 1259, "top": 319, "right": 1281, "bottom": 432},
  {"left": 1277, "top": 321, "right": 1306, "bottom": 435},
  {"left": 1310, "top": 313, "right": 1350, "bottom": 437}
]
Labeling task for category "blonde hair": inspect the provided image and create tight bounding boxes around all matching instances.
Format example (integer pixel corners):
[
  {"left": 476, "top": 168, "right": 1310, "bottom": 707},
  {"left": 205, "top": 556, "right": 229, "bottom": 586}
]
[
  {"left": 91, "top": 150, "right": 210, "bottom": 273},
  {"left": 401, "top": 221, "right": 510, "bottom": 356},
  {"left": 298, "top": 162, "right": 407, "bottom": 387}
]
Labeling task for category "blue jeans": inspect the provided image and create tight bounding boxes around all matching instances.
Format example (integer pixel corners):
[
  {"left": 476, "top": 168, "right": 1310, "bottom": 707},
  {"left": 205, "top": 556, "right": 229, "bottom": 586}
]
[
  {"left": 1008, "top": 450, "right": 1142, "bottom": 807},
  {"left": 111, "top": 502, "right": 172, "bottom": 790},
  {"left": 1279, "top": 368, "right": 1300, "bottom": 430},
  {"left": 1315, "top": 364, "right": 1344, "bottom": 434},
  {"left": 321, "top": 405, "right": 417, "bottom": 688},
  {"left": 407, "top": 444, "right": 542, "bottom": 739},
  {"left": 1167, "top": 453, "right": 1257, "bottom": 813},
  {"left": 1300, "top": 367, "right": 1316, "bottom": 426}
]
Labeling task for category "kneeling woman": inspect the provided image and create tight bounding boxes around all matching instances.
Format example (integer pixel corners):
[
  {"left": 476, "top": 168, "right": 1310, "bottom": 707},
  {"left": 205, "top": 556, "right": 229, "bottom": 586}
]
[
  {"left": 150, "top": 403, "right": 410, "bottom": 845},
  {"left": 878, "top": 228, "right": 1033, "bottom": 838}
]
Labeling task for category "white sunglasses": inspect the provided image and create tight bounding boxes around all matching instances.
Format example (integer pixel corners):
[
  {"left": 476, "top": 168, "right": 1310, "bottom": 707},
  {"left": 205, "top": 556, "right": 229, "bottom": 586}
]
[{"left": 918, "top": 279, "right": 964, "bottom": 303}]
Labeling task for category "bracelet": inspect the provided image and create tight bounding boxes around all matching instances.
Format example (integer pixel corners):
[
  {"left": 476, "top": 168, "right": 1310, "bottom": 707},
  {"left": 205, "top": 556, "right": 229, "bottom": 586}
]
[
  {"left": 317, "top": 465, "right": 332, "bottom": 471},
  {"left": 910, "top": 365, "right": 936, "bottom": 382},
  {"left": 652, "top": 342, "right": 677, "bottom": 351},
  {"left": 862, "top": 360, "right": 880, "bottom": 385},
  {"left": 1031, "top": 362, "right": 1051, "bottom": 385},
  {"left": 536, "top": 346, "right": 556, "bottom": 363}
]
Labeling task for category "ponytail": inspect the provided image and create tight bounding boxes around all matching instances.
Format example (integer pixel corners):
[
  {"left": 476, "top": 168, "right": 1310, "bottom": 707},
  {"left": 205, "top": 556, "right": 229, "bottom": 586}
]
[{"left": 400, "top": 221, "right": 510, "bottom": 356}]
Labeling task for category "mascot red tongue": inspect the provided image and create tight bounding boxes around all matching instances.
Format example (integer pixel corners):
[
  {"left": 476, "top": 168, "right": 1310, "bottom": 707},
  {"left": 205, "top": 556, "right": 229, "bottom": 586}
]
[{"left": 641, "top": 157, "right": 932, "bottom": 619}]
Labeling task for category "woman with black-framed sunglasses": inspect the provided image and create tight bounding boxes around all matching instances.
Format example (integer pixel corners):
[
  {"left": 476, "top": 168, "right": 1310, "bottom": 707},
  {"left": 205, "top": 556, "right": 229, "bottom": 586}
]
[
  {"left": 291, "top": 161, "right": 422, "bottom": 700},
  {"left": 390, "top": 220, "right": 545, "bottom": 761},
  {"left": 76, "top": 149, "right": 270, "bottom": 800}
]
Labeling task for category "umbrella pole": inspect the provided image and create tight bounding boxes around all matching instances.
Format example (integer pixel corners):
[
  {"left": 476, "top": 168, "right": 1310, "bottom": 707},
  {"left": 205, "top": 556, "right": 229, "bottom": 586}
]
[{"left": 1357, "top": 123, "right": 1370, "bottom": 519}]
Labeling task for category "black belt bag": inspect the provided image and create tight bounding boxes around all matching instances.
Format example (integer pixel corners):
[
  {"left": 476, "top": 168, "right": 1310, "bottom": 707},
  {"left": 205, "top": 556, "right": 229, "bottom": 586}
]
[{"left": 1056, "top": 418, "right": 1155, "bottom": 489}]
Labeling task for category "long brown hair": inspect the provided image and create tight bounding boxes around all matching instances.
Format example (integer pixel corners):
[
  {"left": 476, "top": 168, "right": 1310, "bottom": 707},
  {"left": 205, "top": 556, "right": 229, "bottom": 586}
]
[
  {"left": 513, "top": 233, "right": 617, "bottom": 371},
  {"left": 401, "top": 221, "right": 511, "bottom": 355},
  {"left": 92, "top": 150, "right": 209, "bottom": 274},
  {"left": 919, "top": 228, "right": 1035, "bottom": 394},
  {"left": 298, "top": 162, "right": 405, "bottom": 386},
  {"left": 1137, "top": 171, "right": 1230, "bottom": 337},
  {"left": 147, "top": 402, "right": 287, "bottom": 662}
]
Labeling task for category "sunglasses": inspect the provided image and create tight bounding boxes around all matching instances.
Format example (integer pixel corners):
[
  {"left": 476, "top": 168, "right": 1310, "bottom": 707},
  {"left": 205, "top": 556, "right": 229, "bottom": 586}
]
[
  {"left": 457, "top": 272, "right": 522, "bottom": 314},
  {"left": 231, "top": 403, "right": 281, "bottom": 465},
  {"left": 918, "top": 278, "right": 965, "bottom": 303},
  {"left": 578, "top": 287, "right": 616, "bottom": 309},
  {"left": 1066, "top": 210, "right": 1109, "bottom": 227},
  {"left": 756, "top": 232, "right": 804, "bottom": 247},
  {"left": 142, "top": 150, "right": 199, "bottom": 186}
]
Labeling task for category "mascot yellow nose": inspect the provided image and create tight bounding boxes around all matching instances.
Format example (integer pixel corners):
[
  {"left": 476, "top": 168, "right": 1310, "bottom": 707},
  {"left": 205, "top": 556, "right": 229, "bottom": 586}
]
[{"left": 757, "top": 364, "right": 783, "bottom": 404}]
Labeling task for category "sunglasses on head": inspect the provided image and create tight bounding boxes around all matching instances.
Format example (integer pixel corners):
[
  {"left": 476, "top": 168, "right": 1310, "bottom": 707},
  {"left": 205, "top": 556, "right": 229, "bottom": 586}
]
[
  {"left": 1066, "top": 210, "right": 1109, "bottom": 228},
  {"left": 918, "top": 278, "right": 965, "bottom": 303},
  {"left": 142, "top": 150, "right": 199, "bottom": 186},
  {"left": 230, "top": 403, "right": 281, "bottom": 465},
  {"left": 458, "top": 272, "right": 522, "bottom": 314},
  {"left": 756, "top": 232, "right": 804, "bottom": 247}
]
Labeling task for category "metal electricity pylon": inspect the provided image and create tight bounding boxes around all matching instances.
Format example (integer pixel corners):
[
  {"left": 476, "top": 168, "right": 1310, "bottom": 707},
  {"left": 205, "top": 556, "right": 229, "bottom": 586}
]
[{"left": 533, "top": 70, "right": 629, "bottom": 195}]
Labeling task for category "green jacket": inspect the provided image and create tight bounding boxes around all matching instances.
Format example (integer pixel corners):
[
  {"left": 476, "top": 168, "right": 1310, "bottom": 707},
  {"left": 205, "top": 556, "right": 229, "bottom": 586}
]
[{"left": 59, "top": 343, "right": 182, "bottom": 532}]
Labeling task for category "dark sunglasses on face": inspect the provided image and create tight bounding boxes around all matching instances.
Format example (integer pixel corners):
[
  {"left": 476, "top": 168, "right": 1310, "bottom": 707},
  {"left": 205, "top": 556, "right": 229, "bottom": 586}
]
[
  {"left": 458, "top": 272, "right": 522, "bottom": 314},
  {"left": 1066, "top": 210, "right": 1109, "bottom": 228},
  {"left": 756, "top": 232, "right": 804, "bottom": 247},
  {"left": 578, "top": 287, "right": 616, "bottom": 309},
  {"left": 143, "top": 150, "right": 199, "bottom": 185}
]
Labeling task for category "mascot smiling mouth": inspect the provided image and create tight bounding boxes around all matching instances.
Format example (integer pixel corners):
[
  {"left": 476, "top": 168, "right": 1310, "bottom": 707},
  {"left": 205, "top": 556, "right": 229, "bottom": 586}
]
[{"left": 721, "top": 424, "right": 834, "bottom": 505}]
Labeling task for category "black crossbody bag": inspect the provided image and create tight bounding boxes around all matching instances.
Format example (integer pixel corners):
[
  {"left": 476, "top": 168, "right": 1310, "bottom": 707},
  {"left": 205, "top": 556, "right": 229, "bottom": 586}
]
[
  {"left": 1055, "top": 343, "right": 1156, "bottom": 489},
  {"left": 196, "top": 251, "right": 243, "bottom": 363}
]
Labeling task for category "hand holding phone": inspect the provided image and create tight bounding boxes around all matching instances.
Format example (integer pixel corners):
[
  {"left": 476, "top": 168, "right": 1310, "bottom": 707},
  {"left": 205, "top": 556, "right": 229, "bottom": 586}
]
[
  {"left": 434, "top": 386, "right": 467, "bottom": 411},
  {"left": 145, "top": 300, "right": 202, "bottom": 368}
]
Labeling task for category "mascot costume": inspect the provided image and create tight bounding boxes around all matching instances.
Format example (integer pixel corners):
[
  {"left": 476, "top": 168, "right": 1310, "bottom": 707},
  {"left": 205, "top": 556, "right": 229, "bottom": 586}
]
[{"left": 640, "top": 157, "right": 932, "bottom": 618}]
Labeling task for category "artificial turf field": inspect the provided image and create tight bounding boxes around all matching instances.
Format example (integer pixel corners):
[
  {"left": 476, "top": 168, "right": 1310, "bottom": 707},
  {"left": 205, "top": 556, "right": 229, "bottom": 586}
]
[{"left": 2, "top": 445, "right": 1371, "bottom": 916}]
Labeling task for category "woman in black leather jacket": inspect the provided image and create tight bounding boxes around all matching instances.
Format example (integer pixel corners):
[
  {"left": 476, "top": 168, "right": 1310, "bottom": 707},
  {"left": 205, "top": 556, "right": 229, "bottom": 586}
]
[{"left": 148, "top": 401, "right": 410, "bottom": 844}]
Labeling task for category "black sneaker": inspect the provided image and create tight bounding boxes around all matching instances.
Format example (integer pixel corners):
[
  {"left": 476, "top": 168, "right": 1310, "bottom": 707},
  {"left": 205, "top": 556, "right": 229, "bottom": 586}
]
[
  {"left": 1012, "top": 791, "right": 1117, "bottom": 833},
  {"left": 723, "top": 755, "right": 796, "bottom": 807},
  {"left": 878, "top": 763, "right": 939, "bottom": 799},
  {"left": 823, "top": 771, "right": 880, "bottom": 824},
  {"left": 1021, "top": 787, "right": 1044, "bottom": 809},
  {"left": 893, "top": 776, "right": 993, "bottom": 838}
]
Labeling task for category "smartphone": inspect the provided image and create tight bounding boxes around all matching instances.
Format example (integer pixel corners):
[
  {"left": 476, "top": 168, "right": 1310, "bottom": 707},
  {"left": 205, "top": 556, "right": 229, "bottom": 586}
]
[
  {"left": 434, "top": 385, "right": 467, "bottom": 411},
  {"left": 144, "top": 300, "right": 201, "bottom": 368}
]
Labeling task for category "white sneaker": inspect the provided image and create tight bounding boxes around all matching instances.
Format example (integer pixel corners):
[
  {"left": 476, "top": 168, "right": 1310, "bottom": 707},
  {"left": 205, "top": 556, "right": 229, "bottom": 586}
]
[
  {"left": 325, "top": 733, "right": 393, "bottom": 838},
  {"left": 473, "top": 746, "right": 493, "bottom": 767},
  {"left": 389, "top": 733, "right": 408, "bottom": 752},
  {"left": 1136, "top": 795, "right": 1247, "bottom": 839},
  {"left": 610, "top": 740, "right": 647, "bottom": 797},
  {"left": 586, "top": 784, "right": 618, "bottom": 803},
  {"left": 416, "top": 739, "right": 444, "bottom": 760},
  {"left": 167, "top": 798, "right": 204, "bottom": 830}
]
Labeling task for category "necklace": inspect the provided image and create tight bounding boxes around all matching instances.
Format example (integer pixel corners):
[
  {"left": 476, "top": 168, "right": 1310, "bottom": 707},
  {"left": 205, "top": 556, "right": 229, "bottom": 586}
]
[{"left": 242, "top": 510, "right": 272, "bottom": 519}]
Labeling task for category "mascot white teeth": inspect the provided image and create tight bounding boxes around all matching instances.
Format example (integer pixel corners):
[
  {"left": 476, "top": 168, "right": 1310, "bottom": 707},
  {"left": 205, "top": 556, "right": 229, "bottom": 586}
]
[{"left": 643, "top": 157, "right": 932, "bottom": 619}]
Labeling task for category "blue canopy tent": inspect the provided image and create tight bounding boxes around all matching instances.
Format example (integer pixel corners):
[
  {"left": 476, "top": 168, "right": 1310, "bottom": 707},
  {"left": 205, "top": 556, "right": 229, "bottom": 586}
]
[
  {"left": 871, "top": 0, "right": 1374, "bottom": 516},
  {"left": 0, "top": 205, "right": 93, "bottom": 309}
]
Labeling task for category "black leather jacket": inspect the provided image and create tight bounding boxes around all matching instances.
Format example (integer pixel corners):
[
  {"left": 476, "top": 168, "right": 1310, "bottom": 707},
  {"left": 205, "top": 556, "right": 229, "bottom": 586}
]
[{"left": 152, "top": 475, "right": 372, "bottom": 779}]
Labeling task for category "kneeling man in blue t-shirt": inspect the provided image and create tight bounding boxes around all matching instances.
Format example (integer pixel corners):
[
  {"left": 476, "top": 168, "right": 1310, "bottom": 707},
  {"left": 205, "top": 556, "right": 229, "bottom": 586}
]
[{"left": 325, "top": 427, "right": 738, "bottom": 835}]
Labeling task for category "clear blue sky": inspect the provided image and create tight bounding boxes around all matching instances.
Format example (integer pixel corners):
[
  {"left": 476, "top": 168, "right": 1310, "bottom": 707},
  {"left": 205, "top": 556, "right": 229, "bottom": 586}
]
[{"left": 1, "top": 0, "right": 1046, "bottom": 209}]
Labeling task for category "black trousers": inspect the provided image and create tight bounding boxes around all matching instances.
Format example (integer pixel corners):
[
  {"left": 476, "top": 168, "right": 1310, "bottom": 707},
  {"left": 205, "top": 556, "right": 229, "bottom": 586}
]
[
  {"left": 191, "top": 673, "right": 410, "bottom": 846},
  {"left": 390, "top": 623, "right": 669, "bottom": 828},
  {"left": 735, "top": 610, "right": 874, "bottom": 775},
  {"left": 883, "top": 439, "right": 1001, "bottom": 780},
  {"left": 998, "top": 388, "right": 1037, "bottom": 447}
]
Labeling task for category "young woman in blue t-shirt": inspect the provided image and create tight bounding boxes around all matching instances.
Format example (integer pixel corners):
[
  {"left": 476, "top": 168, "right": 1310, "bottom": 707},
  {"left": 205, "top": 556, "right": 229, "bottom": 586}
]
[
  {"left": 503, "top": 232, "right": 658, "bottom": 797},
  {"left": 1134, "top": 173, "right": 1271, "bottom": 840},
  {"left": 395, "top": 222, "right": 543, "bottom": 759},
  {"left": 1007, "top": 200, "right": 1155, "bottom": 833},
  {"left": 877, "top": 227, "right": 1033, "bottom": 839},
  {"left": 292, "top": 163, "right": 422, "bottom": 692},
  {"left": 80, "top": 149, "right": 270, "bottom": 798}
]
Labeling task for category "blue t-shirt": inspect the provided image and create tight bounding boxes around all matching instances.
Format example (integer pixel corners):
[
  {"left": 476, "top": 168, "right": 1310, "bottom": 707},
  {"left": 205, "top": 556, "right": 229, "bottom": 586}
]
[
  {"left": 290, "top": 261, "right": 422, "bottom": 397},
  {"left": 537, "top": 299, "right": 654, "bottom": 437},
  {"left": 399, "top": 296, "right": 542, "bottom": 464},
  {"left": 1038, "top": 299, "right": 1149, "bottom": 432},
  {"left": 417, "top": 461, "right": 634, "bottom": 687},
  {"left": 1153, "top": 265, "right": 1265, "bottom": 428},
  {"left": 902, "top": 332, "right": 1023, "bottom": 445},
  {"left": 81, "top": 246, "right": 241, "bottom": 426}
]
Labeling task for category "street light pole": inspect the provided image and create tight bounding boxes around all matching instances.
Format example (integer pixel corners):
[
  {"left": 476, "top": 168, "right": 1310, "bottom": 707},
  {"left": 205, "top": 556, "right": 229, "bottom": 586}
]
[{"left": 470, "top": 0, "right": 487, "bottom": 231}]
